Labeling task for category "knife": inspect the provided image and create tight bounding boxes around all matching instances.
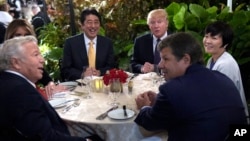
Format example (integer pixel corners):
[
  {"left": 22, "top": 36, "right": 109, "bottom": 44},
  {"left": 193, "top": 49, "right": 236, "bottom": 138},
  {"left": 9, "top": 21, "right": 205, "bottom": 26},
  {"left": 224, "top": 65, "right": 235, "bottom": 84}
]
[
  {"left": 123, "top": 105, "right": 128, "bottom": 117},
  {"left": 96, "top": 105, "right": 118, "bottom": 120}
]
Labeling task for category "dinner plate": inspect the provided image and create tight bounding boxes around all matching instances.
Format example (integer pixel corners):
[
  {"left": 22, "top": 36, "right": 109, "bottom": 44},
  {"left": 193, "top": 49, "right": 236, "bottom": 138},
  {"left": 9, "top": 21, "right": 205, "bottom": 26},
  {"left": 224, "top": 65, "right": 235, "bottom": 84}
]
[
  {"left": 49, "top": 99, "right": 67, "bottom": 108},
  {"left": 108, "top": 109, "right": 135, "bottom": 120}
]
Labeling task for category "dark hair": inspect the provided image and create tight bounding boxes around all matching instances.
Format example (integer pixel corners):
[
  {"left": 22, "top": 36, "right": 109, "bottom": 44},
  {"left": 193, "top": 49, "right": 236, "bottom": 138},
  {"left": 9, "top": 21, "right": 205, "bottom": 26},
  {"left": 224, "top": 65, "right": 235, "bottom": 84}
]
[
  {"left": 204, "top": 21, "right": 233, "bottom": 50},
  {"left": 80, "top": 8, "right": 102, "bottom": 25},
  {"left": 158, "top": 32, "right": 204, "bottom": 64}
]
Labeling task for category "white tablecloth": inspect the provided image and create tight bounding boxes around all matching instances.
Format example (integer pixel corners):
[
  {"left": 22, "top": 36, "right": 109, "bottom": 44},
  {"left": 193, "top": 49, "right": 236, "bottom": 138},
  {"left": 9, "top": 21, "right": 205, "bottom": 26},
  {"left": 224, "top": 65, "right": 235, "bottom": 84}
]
[{"left": 54, "top": 73, "right": 167, "bottom": 141}]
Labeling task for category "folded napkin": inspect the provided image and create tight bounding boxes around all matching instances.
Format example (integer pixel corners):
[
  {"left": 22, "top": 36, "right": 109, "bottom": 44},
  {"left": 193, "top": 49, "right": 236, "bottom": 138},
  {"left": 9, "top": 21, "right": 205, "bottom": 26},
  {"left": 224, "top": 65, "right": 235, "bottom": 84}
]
[
  {"left": 52, "top": 92, "right": 67, "bottom": 98},
  {"left": 72, "top": 86, "right": 89, "bottom": 96},
  {"left": 75, "top": 76, "right": 102, "bottom": 84},
  {"left": 141, "top": 72, "right": 159, "bottom": 80},
  {"left": 126, "top": 71, "right": 134, "bottom": 77}
]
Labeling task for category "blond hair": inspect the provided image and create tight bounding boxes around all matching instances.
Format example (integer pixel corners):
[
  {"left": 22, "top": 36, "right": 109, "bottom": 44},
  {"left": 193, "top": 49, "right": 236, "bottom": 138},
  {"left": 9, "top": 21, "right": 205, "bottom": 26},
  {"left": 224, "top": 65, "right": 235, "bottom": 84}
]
[{"left": 147, "top": 9, "right": 168, "bottom": 24}]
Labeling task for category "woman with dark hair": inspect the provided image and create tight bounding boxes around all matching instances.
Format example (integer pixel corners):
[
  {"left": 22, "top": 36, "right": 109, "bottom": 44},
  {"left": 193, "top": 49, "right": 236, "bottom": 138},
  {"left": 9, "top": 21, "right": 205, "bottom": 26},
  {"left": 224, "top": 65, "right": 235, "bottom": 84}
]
[{"left": 203, "top": 21, "right": 249, "bottom": 122}]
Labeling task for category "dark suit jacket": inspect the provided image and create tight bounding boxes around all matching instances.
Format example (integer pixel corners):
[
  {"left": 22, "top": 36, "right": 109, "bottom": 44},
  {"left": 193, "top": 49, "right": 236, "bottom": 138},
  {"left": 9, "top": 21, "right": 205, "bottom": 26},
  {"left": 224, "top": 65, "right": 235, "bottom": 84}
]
[
  {"left": 135, "top": 64, "right": 247, "bottom": 141},
  {"left": 130, "top": 32, "right": 171, "bottom": 73},
  {"left": 0, "top": 71, "right": 84, "bottom": 141},
  {"left": 31, "top": 11, "right": 51, "bottom": 38},
  {"left": 61, "top": 33, "right": 115, "bottom": 81}
]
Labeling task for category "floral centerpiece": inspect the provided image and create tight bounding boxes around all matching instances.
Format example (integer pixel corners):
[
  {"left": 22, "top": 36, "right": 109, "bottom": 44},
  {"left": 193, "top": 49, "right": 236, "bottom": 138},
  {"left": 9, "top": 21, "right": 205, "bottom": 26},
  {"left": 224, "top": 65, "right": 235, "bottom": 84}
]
[{"left": 103, "top": 68, "right": 128, "bottom": 86}]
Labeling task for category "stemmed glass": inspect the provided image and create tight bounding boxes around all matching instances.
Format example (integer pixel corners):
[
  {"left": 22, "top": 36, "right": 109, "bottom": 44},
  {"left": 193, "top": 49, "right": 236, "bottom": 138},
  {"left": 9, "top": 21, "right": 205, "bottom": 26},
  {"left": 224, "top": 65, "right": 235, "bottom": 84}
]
[
  {"left": 82, "top": 66, "right": 93, "bottom": 99},
  {"left": 109, "top": 78, "right": 121, "bottom": 106}
]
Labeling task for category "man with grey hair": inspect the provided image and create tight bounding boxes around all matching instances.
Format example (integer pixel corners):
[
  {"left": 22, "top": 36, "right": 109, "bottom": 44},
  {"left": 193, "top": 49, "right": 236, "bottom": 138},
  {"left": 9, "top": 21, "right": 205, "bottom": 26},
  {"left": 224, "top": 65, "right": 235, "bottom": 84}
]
[{"left": 0, "top": 36, "right": 96, "bottom": 141}]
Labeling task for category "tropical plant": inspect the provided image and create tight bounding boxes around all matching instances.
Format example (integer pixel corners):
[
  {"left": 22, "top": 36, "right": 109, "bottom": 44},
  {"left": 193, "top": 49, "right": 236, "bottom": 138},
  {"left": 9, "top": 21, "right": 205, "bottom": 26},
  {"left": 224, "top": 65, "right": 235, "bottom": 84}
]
[
  {"left": 39, "top": 23, "right": 71, "bottom": 81},
  {"left": 132, "top": 2, "right": 250, "bottom": 64},
  {"left": 41, "top": 0, "right": 250, "bottom": 81}
]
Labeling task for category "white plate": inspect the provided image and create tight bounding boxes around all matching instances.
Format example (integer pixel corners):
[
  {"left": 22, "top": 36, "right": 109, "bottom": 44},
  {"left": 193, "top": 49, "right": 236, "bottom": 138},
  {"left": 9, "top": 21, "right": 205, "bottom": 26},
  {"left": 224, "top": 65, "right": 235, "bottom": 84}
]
[
  {"left": 49, "top": 99, "right": 67, "bottom": 108},
  {"left": 59, "top": 81, "right": 77, "bottom": 86},
  {"left": 108, "top": 109, "right": 135, "bottom": 120}
]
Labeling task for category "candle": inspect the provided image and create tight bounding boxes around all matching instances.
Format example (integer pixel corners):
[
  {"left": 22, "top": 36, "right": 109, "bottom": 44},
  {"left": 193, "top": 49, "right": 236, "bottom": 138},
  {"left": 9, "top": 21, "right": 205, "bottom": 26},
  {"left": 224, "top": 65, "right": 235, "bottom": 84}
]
[
  {"left": 94, "top": 79, "right": 104, "bottom": 92},
  {"left": 95, "top": 79, "right": 100, "bottom": 89}
]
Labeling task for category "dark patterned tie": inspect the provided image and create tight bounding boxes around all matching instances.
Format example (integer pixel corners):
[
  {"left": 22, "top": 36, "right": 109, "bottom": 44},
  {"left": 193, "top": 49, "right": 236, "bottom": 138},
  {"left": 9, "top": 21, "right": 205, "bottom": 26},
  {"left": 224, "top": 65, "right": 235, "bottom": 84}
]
[{"left": 154, "top": 38, "right": 161, "bottom": 65}]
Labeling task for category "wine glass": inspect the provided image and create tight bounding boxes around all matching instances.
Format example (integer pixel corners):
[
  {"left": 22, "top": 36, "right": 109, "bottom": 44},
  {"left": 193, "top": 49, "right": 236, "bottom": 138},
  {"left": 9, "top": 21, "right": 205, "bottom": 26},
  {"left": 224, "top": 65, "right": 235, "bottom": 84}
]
[
  {"left": 109, "top": 78, "right": 121, "bottom": 106},
  {"left": 82, "top": 66, "right": 93, "bottom": 99}
]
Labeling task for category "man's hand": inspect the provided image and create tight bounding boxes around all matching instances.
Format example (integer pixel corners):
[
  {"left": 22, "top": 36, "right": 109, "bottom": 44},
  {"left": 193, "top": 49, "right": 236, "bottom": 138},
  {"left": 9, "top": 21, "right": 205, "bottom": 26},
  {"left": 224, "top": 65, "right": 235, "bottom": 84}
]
[
  {"left": 82, "top": 67, "right": 100, "bottom": 76},
  {"left": 135, "top": 91, "right": 157, "bottom": 109},
  {"left": 141, "top": 62, "right": 154, "bottom": 73}
]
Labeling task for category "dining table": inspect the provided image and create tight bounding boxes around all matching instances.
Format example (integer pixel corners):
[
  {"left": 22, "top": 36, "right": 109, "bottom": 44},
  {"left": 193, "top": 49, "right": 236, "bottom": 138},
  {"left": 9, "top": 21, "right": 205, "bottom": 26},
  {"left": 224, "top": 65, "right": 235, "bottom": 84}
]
[{"left": 52, "top": 72, "right": 168, "bottom": 141}]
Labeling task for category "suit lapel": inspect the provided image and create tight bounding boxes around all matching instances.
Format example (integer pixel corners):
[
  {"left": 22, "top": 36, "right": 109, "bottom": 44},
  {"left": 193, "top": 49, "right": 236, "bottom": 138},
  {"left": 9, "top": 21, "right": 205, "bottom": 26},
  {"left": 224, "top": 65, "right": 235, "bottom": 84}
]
[
  {"left": 95, "top": 36, "right": 102, "bottom": 67},
  {"left": 79, "top": 34, "right": 88, "bottom": 64}
]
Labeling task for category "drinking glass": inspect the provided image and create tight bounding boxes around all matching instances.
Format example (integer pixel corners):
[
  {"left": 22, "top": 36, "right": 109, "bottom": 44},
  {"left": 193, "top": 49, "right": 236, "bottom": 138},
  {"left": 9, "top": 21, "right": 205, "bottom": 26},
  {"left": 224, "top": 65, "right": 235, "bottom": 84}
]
[
  {"left": 109, "top": 78, "right": 121, "bottom": 106},
  {"left": 82, "top": 66, "right": 93, "bottom": 99}
]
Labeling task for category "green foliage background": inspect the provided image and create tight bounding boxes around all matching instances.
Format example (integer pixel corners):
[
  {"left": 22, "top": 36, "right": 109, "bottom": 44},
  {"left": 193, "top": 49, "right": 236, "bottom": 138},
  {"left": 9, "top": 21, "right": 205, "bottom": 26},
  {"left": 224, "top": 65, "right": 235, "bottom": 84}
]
[{"left": 40, "top": 0, "right": 250, "bottom": 82}]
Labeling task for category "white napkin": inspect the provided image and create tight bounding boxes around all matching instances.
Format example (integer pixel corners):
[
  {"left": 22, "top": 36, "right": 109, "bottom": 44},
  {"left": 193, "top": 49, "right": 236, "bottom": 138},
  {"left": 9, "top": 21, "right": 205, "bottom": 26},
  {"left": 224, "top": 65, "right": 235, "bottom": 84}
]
[
  {"left": 52, "top": 92, "right": 67, "bottom": 98},
  {"left": 141, "top": 72, "right": 159, "bottom": 80}
]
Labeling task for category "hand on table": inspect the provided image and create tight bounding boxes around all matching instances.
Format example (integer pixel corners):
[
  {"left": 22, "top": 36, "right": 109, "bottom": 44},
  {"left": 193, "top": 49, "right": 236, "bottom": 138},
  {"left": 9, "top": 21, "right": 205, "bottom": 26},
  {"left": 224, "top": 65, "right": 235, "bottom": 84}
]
[
  {"left": 45, "top": 81, "right": 67, "bottom": 100},
  {"left": 135, "top": 91, "right": 157, "bottom": 109}
]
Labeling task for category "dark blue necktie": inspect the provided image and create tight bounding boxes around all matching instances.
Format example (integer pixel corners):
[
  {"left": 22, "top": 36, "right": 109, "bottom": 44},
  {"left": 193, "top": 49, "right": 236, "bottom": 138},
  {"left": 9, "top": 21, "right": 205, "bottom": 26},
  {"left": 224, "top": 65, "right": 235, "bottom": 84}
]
[{"left": 154, "top": 38, "right": 161, "bottom": 65}]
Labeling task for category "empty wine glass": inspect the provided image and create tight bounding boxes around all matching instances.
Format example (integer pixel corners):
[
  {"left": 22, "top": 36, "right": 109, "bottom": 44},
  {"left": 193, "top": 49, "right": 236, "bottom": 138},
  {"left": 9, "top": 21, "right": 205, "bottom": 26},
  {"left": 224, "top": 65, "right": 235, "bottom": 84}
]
[{"left": 109, "top": 78, "right": 121, "bottom": 106}]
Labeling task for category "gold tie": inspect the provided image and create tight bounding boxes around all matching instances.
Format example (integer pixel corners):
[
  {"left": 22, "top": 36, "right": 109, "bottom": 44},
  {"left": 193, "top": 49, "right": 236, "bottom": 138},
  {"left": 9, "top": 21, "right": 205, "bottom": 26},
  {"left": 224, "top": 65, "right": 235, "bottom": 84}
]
[{"left": 88, "top": 41, "right": 96, "bottom": 68}]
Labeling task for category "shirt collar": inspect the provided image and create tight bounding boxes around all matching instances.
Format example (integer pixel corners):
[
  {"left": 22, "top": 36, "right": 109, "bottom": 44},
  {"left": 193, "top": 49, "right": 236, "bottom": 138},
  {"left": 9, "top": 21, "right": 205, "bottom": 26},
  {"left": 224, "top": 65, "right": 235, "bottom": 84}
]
[
  {"left": 153, "top": 31, "right": 168, "bottom": 42},
  {"left": 83, "top": 33, "right": 97, "bottom": 45},
  {"left": 5, "top": 70, "right": 36, "bottom": 88}
]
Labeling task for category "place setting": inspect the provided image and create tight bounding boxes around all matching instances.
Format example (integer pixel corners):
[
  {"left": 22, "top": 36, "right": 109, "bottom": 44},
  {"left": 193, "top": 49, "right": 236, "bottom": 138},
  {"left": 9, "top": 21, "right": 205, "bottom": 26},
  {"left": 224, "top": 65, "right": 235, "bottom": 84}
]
[
  {"left": 48, "top": 98, "right": 79, "bottom": 109},
  {"left": 96, "top": 105, "right": 135, "bottom": 121},
  {"left": 47, "top": 90, "right": 80, "bottom": 109}
]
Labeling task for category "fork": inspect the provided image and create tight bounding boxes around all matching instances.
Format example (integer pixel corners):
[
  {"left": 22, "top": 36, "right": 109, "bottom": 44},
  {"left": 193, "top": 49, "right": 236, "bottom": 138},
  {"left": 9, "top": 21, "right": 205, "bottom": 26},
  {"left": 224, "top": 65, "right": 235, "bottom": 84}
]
[{"left": 62, "top": 100, "right": 81, "bottom": 113}]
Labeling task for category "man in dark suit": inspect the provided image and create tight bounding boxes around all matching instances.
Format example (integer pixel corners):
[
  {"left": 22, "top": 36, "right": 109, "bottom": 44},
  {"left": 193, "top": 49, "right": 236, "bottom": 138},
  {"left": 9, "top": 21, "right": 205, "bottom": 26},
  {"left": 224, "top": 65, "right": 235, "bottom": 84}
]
[
  {"left": 61, "top": 8, "right": 115, "bottom": 81},
  {"left": 31, "top": 4, "right": 51, "bottom": 41},
  {"left": 0, "top": 36, "right": 93, "bottom": 141},
  {"left": 130, "top": 9, "right": 170, "bottom": 73},
  {"left": 134, "top": 32, "right": 247, "bottom": 141}
]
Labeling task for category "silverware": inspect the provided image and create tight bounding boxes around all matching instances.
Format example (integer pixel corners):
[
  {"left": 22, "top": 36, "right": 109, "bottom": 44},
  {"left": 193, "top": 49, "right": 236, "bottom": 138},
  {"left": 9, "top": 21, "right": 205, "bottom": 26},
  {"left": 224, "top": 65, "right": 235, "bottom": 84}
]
[
  {"left": 62, "top": 100, "right": 81, "bottom": 113},
  {"left": 123, "top": 105, "right": 128, "bottom": 117},
  {"left": 96, "top": 105, "right": 118, "bottom": 120},
  {"left": 53, "top": 98, "right": 79, "bottom": 107}
]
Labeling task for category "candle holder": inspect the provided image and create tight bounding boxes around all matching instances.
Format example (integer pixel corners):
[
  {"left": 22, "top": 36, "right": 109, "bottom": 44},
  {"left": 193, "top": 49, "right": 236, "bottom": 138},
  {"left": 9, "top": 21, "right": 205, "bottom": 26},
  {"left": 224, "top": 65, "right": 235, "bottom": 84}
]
[{"left": 93, "top": 78, "right": 104, "bottom": 93}]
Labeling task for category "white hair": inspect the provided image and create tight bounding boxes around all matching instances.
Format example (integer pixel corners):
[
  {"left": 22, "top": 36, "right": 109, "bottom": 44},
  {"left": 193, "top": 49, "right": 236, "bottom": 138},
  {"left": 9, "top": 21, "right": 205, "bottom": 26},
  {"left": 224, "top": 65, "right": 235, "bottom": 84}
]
[{"left": 0, "top": 36, "right": 38, "bottom": 71}]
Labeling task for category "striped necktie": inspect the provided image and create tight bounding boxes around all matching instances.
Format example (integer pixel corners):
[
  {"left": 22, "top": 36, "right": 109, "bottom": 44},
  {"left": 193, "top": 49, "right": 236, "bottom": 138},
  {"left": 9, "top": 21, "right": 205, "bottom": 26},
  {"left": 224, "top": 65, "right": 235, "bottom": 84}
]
[
  {"left": 88, "top": 41, "right": 95, "bottom": 68},
  {"left": 154, "top": 38, "right": 161, "bottom": 64}
]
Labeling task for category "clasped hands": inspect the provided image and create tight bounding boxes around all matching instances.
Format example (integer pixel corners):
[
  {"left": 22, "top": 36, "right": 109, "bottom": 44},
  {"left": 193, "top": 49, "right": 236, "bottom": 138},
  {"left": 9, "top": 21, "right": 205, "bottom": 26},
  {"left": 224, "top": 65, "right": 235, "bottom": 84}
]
[
  {"left": 82, "top": 67, "right": 101, "bottom": 77},
  {"left": 141, "top": 62, "right": 155, "bottom": 73},
  {"left": 135, "top": 91, "right": 157, "bottom": 109}
]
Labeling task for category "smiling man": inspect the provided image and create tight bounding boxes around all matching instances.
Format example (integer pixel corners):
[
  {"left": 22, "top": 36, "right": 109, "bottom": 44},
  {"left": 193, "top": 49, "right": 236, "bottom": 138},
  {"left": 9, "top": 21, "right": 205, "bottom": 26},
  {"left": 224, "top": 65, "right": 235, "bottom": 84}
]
[
  {"left": 61, "top": 8, "right": 115, "bottom": 81},
  {"left": 134, "top": 32, "right": 247, "bottom": 141},
  {"left": 0, "top": 36, "right": 95, "bottom": 140}
]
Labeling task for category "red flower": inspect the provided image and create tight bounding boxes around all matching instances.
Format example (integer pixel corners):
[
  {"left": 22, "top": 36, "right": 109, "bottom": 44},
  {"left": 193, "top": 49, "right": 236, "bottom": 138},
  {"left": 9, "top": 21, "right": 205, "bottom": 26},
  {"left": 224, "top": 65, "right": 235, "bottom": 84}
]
[{"left": 103, "top": 69, "right": 128, "bottom": 85}]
